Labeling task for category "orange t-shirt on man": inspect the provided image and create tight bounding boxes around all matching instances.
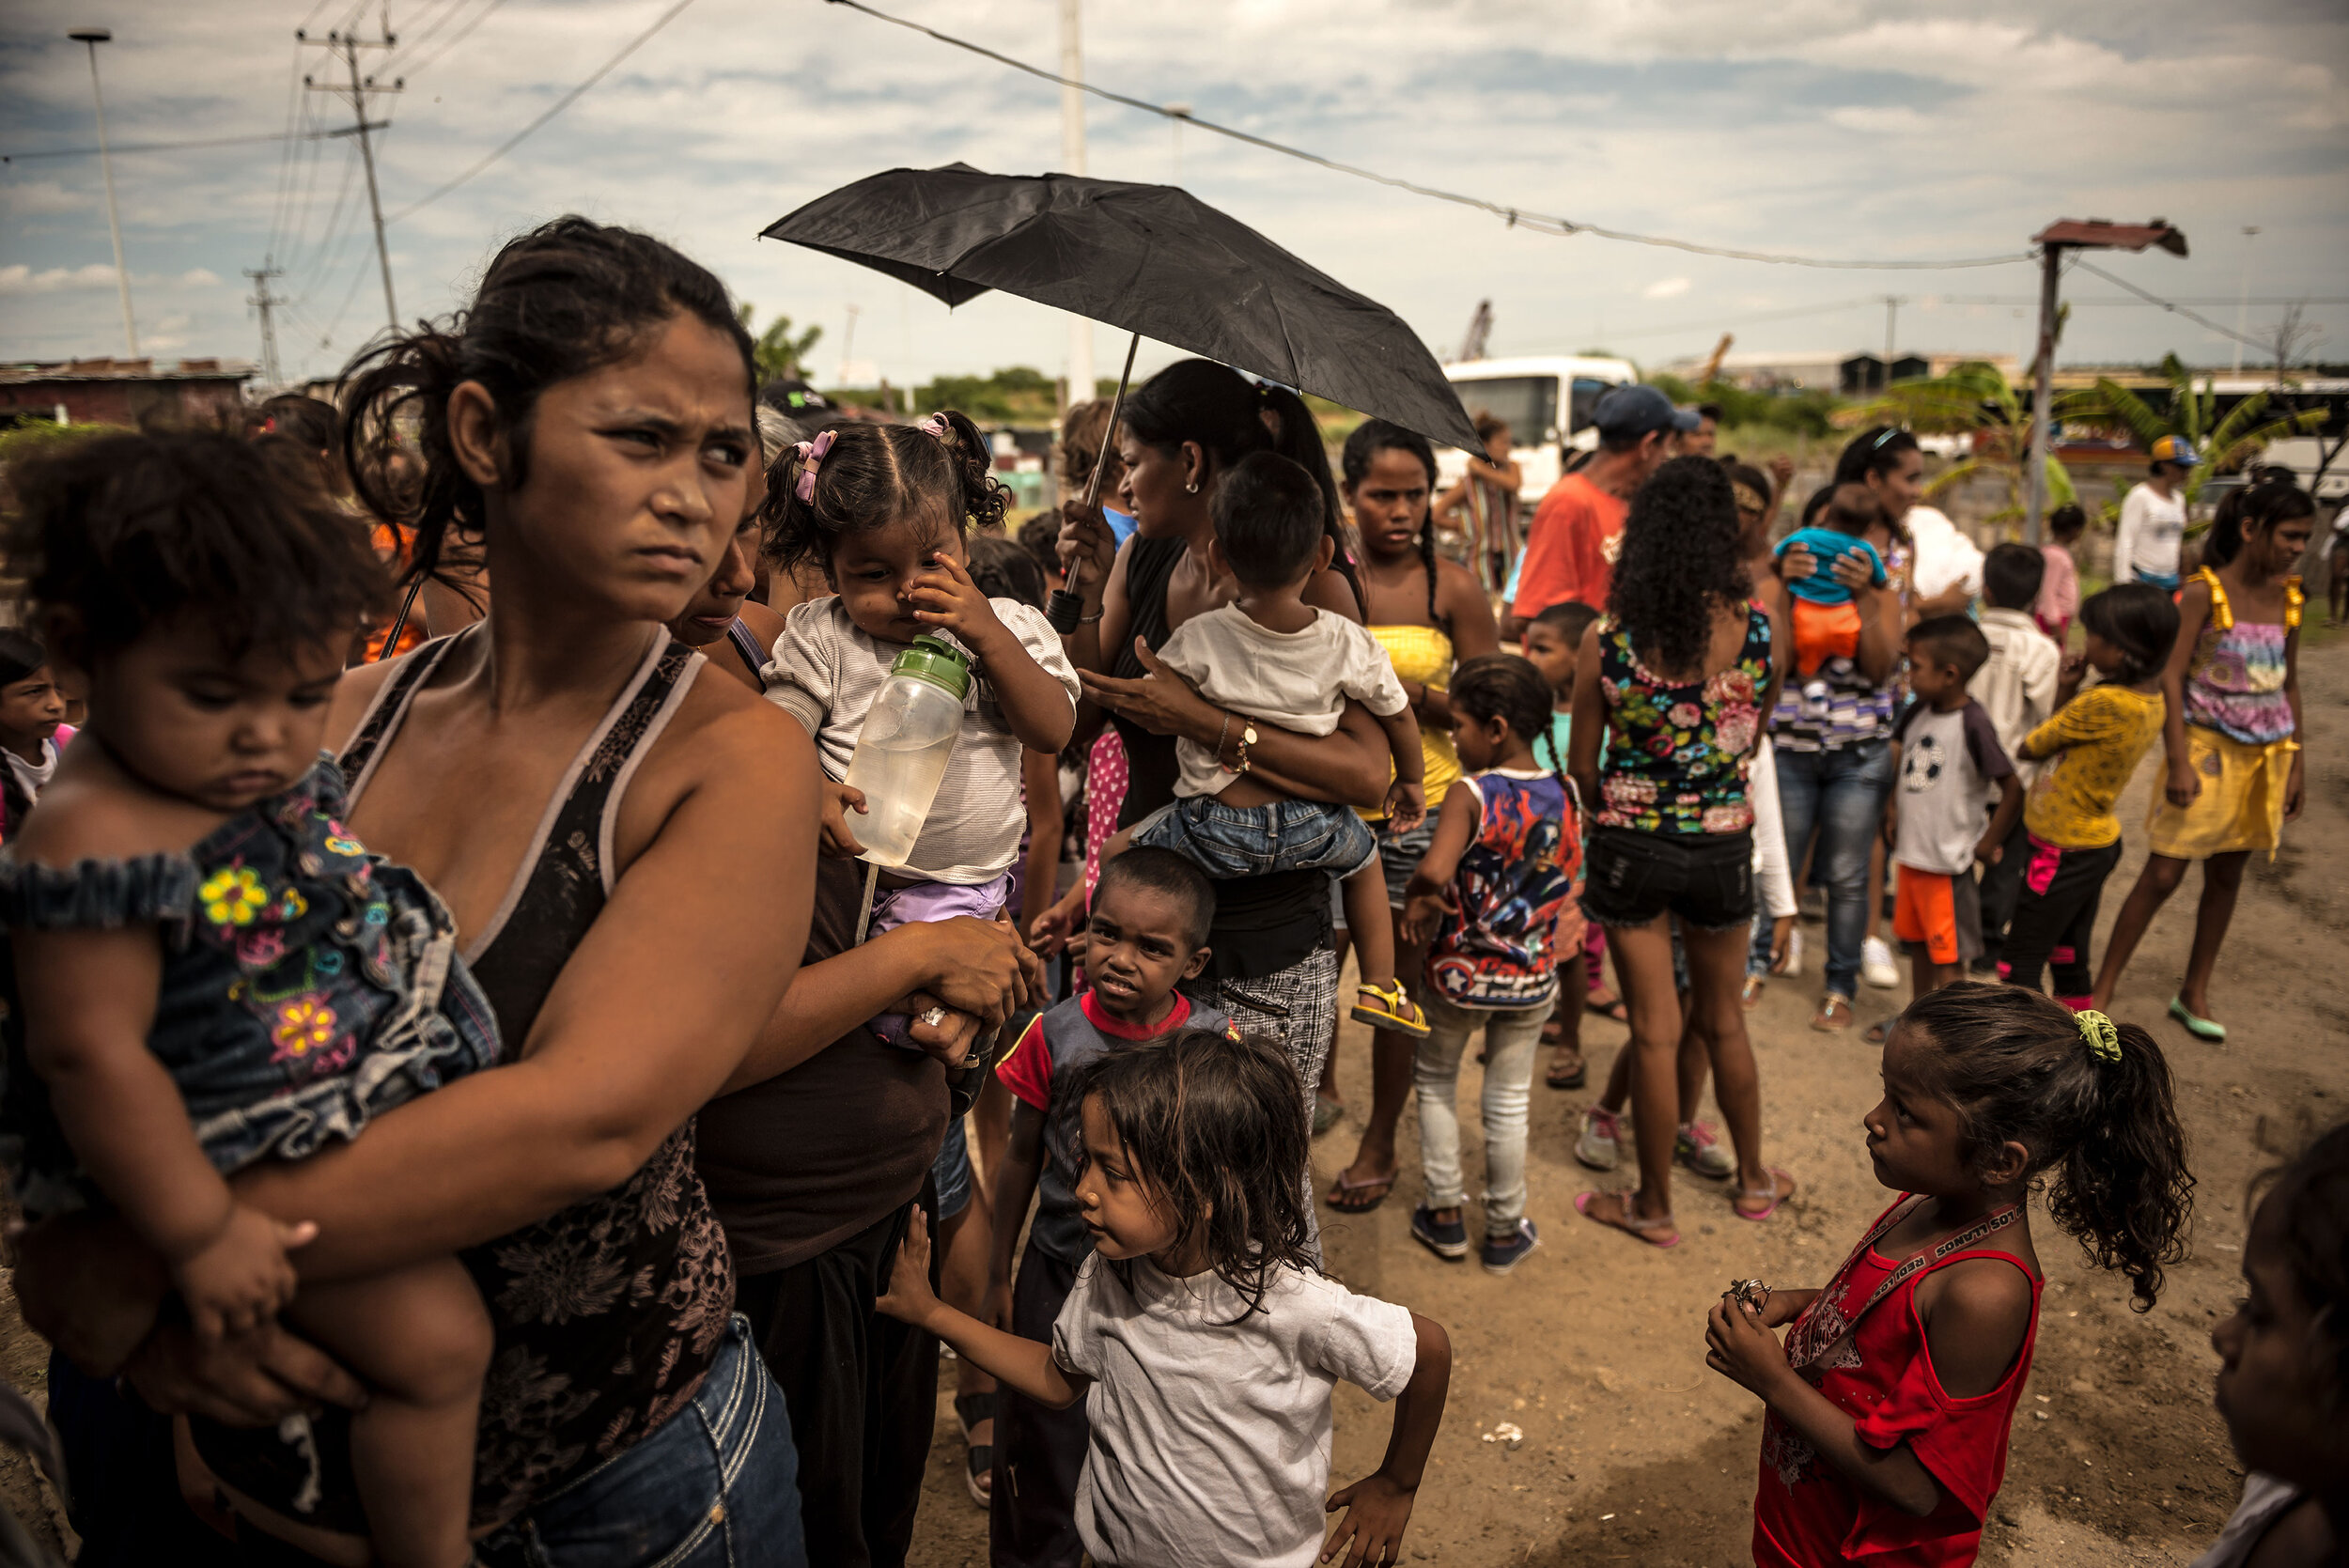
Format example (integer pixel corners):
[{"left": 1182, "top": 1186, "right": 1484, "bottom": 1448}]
[{"left": 1511, "top": 472, "right": 1628, "bottom": 622}]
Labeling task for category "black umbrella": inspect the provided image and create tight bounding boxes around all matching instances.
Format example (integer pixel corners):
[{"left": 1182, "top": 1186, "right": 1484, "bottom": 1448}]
[{"left": 759, "top": 163, "right": 1483, "bottom": 454}]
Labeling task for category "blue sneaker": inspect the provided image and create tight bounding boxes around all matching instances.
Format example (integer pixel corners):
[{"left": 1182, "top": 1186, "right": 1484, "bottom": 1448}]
[
  {"left": 1482, "top": 1219, "right": 1540, "bottom": 1276},
  {"left": 1409, "top": 1203, "right": 1468, "bottom": 1261}
]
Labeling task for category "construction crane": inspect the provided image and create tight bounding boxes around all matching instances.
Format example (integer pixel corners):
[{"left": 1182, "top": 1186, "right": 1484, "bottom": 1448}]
[{"left": 1695, "top": 332, "right": 1734, "bottom": 386}]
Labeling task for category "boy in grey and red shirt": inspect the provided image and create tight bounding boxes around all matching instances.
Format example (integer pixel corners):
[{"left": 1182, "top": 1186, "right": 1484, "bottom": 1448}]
[
  {"left": 986, "top": 848, "right": 1236, "bottom": 1567},
  {"left": 1881, "top": 617, "right": 2024, "bottom": 1028}
]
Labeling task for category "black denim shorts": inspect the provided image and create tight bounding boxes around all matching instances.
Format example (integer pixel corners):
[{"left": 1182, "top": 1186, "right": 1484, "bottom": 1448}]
[{"left": 1579, "top": 826, "right": 1755, "bottom": 932}]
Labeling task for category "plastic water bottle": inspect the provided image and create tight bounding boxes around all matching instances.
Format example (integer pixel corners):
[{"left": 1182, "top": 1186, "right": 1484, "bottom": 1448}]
[{"left": 842, "top": 635, "right": 971, "bottom": 868}]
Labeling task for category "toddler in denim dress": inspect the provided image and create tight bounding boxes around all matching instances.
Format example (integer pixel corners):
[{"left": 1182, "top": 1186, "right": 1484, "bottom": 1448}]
[{"left": 0, "top": 429, "right": 496, "bottom": 1568}]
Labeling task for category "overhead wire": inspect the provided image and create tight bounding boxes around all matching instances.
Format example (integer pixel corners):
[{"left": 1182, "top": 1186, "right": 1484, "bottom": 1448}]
[
  {"left": 2070, "top": 259, "right": 2294, "bottom": 355},
  {"left": 388, "top": 0, "right": 508, "bottom": 81},
  {"left": 822, "top": 0, "right": 2032, "bottom": 272},
  {"left": 384, "top": 0, "right": 700, "bottom": 223}
]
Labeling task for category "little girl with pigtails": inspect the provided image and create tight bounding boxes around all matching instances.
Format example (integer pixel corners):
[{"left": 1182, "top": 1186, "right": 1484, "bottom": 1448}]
[
  {"left": 1705, "top": 983, "right": 2193, "bottom": 1568},
  {"left": 759, "top": 413, "right": 1079, "bottom": 1042}
]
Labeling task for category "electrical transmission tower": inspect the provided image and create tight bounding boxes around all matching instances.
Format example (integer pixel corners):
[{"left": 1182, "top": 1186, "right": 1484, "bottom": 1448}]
[
  {"left": 245, "top": 266, "right": 287, "bottom": 388},
  {"left": 300, "top": 23, "right": 402, "bottom": 332}
]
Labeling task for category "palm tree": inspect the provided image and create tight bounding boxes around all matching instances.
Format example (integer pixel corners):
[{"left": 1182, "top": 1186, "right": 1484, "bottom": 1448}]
[
  {"left": 736, "top": 303, "right": 823, "bottom": 382},
  {"left": 1835, "top": 360, "right": 2072, "bottom": 527},
  {"left": 2056, "top": 353, "right": 2326, "bottom": 505}
]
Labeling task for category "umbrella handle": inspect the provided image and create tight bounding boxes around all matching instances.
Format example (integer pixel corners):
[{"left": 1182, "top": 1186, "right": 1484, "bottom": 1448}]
[
  {"left": 374, "top": 574, "right": 428, "bottom": 661},
  {"left": 1050, "top": 332, "right": 1143, "bottom": 635}
]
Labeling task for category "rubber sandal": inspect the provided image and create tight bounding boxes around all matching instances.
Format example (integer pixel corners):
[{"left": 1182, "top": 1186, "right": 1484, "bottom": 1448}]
[
  {"left": 1734, "top": 1169, "right": 1797, "bottom": 1221},
  {"left": 1586, "top": 988, "right": 1629, "bottom": 1024},
  {"left": 965, "top": 1443, "right": 992, "bottom": 1507},
  {"left": 1545, "top": 1051, "right": 1587, "bottom": 1090},
  {"left": 1325, "top": 1168, "right": 1395, "bottom": 1214},
  {"left": 1575, "top": 1188, "right": 1681, "bottom": 1249},
  {"left": 1740, "top": 974, "right": 1766, "bottom": 1012},
  {"left": 1351, "top": 980, "right": 1432, "bottom": 1037},
  {"left": 1810, "top": 994, "right": 1856, "bottom": 1033},
  {"left": 2169, "top": 994, "right": 2227, "bottom": 1041},
  {"left": 953, "top": 1391, "right": 996, "bottom": 1442}
]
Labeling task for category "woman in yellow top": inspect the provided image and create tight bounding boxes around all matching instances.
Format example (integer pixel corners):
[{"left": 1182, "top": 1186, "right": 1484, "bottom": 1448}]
[
  {"left": 2093, "top": 477, "right": 2314, "bottom": 1038},
  {"left": 2001, "top": 583, "right": 2180, "bottom": 1008},
  {"left": 1322, "top": 420, "right": 1500, "bottom": 1213}
]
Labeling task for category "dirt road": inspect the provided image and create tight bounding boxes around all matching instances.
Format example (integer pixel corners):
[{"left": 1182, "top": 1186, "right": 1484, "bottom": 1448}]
[{"left": 907, "top": 632, "right": 2349, "bottom": 1567}]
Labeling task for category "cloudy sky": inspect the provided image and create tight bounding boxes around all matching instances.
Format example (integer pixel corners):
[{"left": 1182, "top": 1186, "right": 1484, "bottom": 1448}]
[{"left": 3, "top": 0, "right": 2344, "bottom": 394}]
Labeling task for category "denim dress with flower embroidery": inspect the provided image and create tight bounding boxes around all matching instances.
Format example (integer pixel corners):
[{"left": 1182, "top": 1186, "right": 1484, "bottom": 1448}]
[{"left": 0, "top": 757, "right": 498, "bottom": 1219}]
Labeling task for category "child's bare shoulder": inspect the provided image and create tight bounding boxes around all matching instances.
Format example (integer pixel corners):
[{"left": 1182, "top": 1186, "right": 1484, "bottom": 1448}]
[{"left": 9, "top": 756, "right": 230, "bottom": 868}]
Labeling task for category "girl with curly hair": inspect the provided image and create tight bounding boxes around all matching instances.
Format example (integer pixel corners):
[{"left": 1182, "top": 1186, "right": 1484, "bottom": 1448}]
[{"left": 1570, "top": 456, "right": 1790, "bottom": 1246}]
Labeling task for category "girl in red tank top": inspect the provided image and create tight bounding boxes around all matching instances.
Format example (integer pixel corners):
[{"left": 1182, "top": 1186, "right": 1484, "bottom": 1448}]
[{"left": 1703, "top": 984, "right": 2193, "bottom": 1566}]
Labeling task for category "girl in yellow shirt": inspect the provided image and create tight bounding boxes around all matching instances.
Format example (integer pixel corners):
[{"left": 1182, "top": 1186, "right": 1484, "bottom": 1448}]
[{"left": 2001, "top": 585, "right": 2179, "bottom": 1008}]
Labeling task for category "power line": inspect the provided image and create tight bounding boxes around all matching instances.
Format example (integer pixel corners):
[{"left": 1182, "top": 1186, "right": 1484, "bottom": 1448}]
[
  {"left": 2, "top": 126, "right": 350, "bottom": 163},
  {"left": 388, "top": 0, "right": 508, "bottom": 80},
  {"left": 385, "top": 0, "right": 700, "bottom": 224},
  {"left": 823, "top": 0, "right": 2033, "bottom": 272},
  {"left": 2072, "top": 259, "right": 2281, "bottom": 354}
]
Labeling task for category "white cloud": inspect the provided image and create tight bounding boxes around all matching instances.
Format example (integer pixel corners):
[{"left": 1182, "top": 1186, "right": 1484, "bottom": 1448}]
[
  {"left": 1642, "top": 277, "right": 1692, "bottom": 300},
  {"left": 0, "top": 263, "right": 119, "bottom": 295}
]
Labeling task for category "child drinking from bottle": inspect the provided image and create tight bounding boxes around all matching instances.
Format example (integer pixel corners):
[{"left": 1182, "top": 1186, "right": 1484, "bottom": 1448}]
[
  {"left": 880, "top": 1028, "right": 1452, "bottom": 1568},
  {"left": 1103, "top": 450, "right": 1432, "bottom": 1037},
  {"left": 0, "top": 431, "right": 500, "bottom": 1568},
  {"left": 1400, "top": 655, "right": 1576, "bottom": 1273},
  {"left": 1706, "top": 983, "right": 2190, "bottom": 1568},
  {"left": 761, "top": 413, "right": 1079, "bottom": 1044}
]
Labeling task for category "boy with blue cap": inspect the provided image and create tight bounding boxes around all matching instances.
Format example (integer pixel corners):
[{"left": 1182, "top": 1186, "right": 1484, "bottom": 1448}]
[{"left": 2113, "top": 435, "right": 2197, "bottom": 592}]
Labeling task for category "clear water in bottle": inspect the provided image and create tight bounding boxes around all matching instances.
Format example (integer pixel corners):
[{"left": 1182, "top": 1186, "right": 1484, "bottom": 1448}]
[{"left": 840, "top": 636, "right": 970, "bottom": 867}]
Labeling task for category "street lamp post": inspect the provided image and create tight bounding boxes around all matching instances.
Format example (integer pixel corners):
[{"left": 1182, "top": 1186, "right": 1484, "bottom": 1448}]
[
  {"left": 2024, "top": 219, "right": 2188, "bottom": 543},
  {"left": 68, "top": 26, "right": 137, "bottom": 358}
]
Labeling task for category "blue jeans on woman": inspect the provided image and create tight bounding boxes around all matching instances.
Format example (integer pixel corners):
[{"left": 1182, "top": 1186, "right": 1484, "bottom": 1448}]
[{"left": 1771, "top": 739, "right": 1894, "bottom": 1001}]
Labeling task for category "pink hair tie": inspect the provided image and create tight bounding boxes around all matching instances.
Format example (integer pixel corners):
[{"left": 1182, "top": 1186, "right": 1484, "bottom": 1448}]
[
  {"left": 793, "top": 428, "right": 836, "bottom": 504},
  {"left": 917, "top": 413, "right": 950, "bottom": 441}
]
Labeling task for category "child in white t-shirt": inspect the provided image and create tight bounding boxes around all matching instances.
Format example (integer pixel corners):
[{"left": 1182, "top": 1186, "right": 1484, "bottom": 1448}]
[
  {"left": 763, "top": 413, "right": 1079, "bottom": 1046},
  {"left": 879, "top": 1029, "right": 1452, "bottom": 1568},
  {"left": 1105, "top": 450, "right": 1431, "bottom": 1036}
]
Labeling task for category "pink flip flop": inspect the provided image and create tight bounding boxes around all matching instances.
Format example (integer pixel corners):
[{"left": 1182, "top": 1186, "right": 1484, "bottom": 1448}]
[
  {"left": 1734, "top": 1169, "right": 1797, "bottom": 1222},
  {"left": 1575, "top": 1189, "right": 1681, "bottom": 1249}
]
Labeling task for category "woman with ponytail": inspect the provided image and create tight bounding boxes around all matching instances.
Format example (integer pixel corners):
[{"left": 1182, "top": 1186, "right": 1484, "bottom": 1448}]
[
  {"left": 1058, "top": 359, "right": 1391, "bottom": 1185},
  {"left": 1321, "top": 419, "right": 1500, "bottom": 1209},
  {"left": 14, "top": 217, "right": 1028, "bottom": 1567},
  {"left": 2092, "top": 476, "right": 2315, "bottom": 1038},
  {"left": 1707, "top": 982, "right": 2192, "bottom": 1568}
]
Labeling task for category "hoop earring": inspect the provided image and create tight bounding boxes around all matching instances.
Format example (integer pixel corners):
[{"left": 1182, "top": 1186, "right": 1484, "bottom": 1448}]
[{"left": 1185, "top": 480, "right": 1199, "bottom": 494}]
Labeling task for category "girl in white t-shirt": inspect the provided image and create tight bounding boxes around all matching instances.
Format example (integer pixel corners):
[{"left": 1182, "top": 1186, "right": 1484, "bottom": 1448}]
[{"left": 878, "top": 1029, "right": 1453, "bottom": 1568}]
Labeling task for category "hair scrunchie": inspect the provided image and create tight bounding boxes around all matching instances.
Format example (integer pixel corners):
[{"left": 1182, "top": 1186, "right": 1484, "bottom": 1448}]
[
  {"left": 1731, "top": 482, "right": 1766, "bottom": 515},
  {"left": 2076, "top": 1009, "right": 2122, "bottom": 1063},
  {"left": 917, "top": 412, "right": 950, "bottom": 442},
  {"left": 793, "top": 428, "right": 837, "bottom": 504}
]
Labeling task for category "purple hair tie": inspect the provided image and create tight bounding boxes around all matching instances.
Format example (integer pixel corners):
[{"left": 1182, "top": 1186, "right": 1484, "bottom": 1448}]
[{"left": 793, "top": 428, "right": 836, "bottom": 504}]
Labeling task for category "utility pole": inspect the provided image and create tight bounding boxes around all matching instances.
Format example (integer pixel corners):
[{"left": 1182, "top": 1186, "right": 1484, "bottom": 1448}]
[
  {"left": 1059, "top": 0, "right": 1095, "bottom": 404},
  {"left": 1882, "top": 295, "right": 1904, "bottom": 383},
  {"left": 302, "top": 25, "right": 401, "bottom": 333},
  {"left": 68, "top": 28, "right": 136, "bottom": 357},
  {"left": 245, "top": 267, "right": 287, "bottom": 388}
]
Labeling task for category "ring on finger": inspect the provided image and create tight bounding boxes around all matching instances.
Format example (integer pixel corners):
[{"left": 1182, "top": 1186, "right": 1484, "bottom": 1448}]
[{"left": 918, "top": 1005, "right": 947, "bottom": 1028}]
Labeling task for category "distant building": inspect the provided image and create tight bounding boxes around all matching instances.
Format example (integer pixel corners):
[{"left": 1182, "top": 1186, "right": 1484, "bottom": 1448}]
[
  {"left": 1667, "top": 349, "right": 2020, "bottom": 395},
  {"left": 0, "top": 357, "right": 255, "bottom": 429}
]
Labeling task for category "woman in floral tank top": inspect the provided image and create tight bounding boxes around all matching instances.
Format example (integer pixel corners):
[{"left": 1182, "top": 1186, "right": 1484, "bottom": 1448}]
[{"left": 1569, "top": 458, "right": 1793, "bottom": 1249}]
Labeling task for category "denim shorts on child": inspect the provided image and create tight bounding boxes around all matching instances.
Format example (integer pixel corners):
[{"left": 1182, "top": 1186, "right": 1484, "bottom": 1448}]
[
  {"left": 1579, "top": 826, "right": 1755, "bottom": 932},
  {"left": 1129, "top": 795, "right": 1378, "bottom": 880}
]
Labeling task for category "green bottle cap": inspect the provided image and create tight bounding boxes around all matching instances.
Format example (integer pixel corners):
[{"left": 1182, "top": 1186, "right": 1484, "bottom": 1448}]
[{"left": 889, "top": 634, "right": 972, "bottom": 700}]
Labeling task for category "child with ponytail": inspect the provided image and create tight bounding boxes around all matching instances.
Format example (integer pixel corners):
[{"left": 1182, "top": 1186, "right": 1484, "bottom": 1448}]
[
  {"left": 1705, "top": 983, "right": 2192, "bottom": 1567},
  {"left": 762, "top": 413, "right": 1080, "bottom": 1043}
]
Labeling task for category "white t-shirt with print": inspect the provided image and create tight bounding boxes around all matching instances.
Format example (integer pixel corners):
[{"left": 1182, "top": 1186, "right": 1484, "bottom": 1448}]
[{"left": 1052, "top": 1252, "right": 1419, "bottom": 1568}]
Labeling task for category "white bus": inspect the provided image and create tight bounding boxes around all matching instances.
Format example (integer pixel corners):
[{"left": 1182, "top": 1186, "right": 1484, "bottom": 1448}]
[{"left": 1434, "top": 354, "right": 1641, "bottom": 504}]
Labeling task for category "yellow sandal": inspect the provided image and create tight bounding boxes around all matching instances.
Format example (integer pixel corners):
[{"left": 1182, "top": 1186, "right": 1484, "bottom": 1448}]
[{"left": 1350, "top": 980, "right": 1430, "bottom": 1037}]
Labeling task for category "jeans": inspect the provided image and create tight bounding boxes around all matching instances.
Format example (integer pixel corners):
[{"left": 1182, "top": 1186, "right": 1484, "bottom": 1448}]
[
  {"left": 483, "top": 1313, "right": 806, "bottom": 1567},
  {"left": 1773, "top": 740, "right": 1895, "bottom": 999},
  {"left": 1413, "top": 992, "right": 1550, "bottom": 1234},
  {"left": 1130, "top": 795, "right": 1378, "bottom": 878}
]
